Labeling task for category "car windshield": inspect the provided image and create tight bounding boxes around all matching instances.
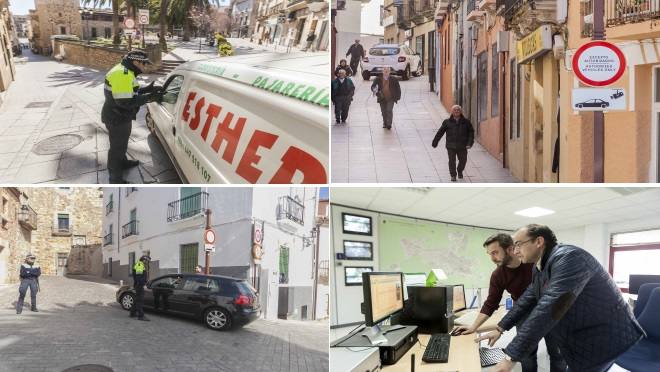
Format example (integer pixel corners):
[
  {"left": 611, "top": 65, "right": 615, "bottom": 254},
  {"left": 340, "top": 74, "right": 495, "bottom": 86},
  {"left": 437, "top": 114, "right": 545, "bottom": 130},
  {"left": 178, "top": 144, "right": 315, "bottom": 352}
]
[
  {"left": 235, "top": 281, "right": 257, "bottom": 295},
  {"left": 370, "top": 47, "right": 400, "bottom": 56}
]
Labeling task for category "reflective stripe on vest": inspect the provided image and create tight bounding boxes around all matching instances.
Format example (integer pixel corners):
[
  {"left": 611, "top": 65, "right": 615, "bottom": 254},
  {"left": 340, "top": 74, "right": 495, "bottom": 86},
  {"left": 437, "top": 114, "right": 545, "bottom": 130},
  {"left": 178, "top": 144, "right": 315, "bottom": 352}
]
[
  {"left": 105, "top": 63, "right": 139, "bottom": 100},
  {"left": 134, "top": 261, "right": 145, "bottom": 274}
]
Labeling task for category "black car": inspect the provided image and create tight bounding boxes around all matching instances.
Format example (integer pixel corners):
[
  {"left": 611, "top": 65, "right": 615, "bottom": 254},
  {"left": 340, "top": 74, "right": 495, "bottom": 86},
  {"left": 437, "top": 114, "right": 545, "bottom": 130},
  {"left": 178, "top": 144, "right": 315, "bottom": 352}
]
[
  {"left": 575, "top": 99, "right": 609, "bottom": 109},
  {"left": 116, "top": 273, "right": 261, "bottom": 331}
]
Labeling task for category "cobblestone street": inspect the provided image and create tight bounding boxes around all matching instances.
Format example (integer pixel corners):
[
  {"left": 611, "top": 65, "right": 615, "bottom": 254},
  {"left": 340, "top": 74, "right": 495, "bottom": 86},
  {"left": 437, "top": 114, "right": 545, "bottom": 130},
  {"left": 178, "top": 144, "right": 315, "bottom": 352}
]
[{"left": 0, "top": 276, "right": 329, "bottom": 372}]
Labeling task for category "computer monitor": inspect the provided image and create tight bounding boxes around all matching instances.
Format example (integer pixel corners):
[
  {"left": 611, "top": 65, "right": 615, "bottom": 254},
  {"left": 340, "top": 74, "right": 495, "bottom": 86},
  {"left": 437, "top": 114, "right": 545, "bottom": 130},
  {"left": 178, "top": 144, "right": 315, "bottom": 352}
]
[
  {"left": 629, "top": 274, "right": 660, "bottom": 294},
  {"left": 452, "top": 284, "right": 466, "bottom": 312},
  {"left": 362, "top": 272, "right": 404, "bottom": 326}
]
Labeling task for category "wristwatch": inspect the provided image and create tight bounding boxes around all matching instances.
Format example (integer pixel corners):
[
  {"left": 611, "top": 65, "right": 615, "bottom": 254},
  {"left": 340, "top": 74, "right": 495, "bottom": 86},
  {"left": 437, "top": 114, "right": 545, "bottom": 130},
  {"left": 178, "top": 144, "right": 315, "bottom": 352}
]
[
  {"left": 496, "top": 325, "right": 505, "bottom": 333},
  {"left": 503, "top": 351, "right": 517, "bottom": 363}
]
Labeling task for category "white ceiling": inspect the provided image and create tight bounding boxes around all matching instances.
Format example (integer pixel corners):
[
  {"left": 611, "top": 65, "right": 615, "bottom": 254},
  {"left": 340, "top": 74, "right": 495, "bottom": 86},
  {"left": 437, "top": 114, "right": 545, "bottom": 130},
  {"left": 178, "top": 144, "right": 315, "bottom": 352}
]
[{"left": 330, "top": 187, "right": 660, "bottom": 230}]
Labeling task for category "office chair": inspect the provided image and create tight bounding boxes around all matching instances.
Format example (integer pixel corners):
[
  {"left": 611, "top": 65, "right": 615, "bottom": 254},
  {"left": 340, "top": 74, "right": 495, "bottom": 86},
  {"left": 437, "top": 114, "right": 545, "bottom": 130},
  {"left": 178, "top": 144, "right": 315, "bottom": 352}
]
[
  {"left": 615, "top": 287, "right": 660, "bottom": 372},
  {"left": 633, "top": 283, "right": 660, "bottom": 318}
]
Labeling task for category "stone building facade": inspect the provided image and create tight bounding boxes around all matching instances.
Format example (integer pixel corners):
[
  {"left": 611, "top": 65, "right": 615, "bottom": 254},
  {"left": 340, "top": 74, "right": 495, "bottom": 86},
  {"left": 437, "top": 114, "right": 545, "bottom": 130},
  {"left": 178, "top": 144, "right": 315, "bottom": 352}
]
[
  {"left": 0, "top": 188, "right": 36, "bottom": 285},
  {"left": 22, "top": 187, "right": 103, "bottom": 277},
  {"left": 0, "top": 0, "right": 16, "bottom": 96},
  {"left": 29, "top": 0, "right": 83, "bottom": 54}
]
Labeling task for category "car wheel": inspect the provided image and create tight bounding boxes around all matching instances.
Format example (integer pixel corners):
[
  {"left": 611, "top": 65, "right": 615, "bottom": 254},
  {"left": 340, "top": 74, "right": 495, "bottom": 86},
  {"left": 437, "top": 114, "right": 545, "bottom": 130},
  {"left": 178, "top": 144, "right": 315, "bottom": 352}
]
[
  {"left": 402, "top": 65, "right": 410, "bottom": 81},
  {"left": 362, "top": 70, "right": 371, "bottom": 81},
  {"left": 120, "top": 293, "right": 134, "bottom": 311},
  {"left": 413, "top": 62, "right": 422, "bottom": 77},
  {"left": 204, "top": 307, "right": 232, "bottom": 331},
  {"left": 145, "top": 111, "right": 156, "bottom": 134},
  {"left": 577, "top": 104, "right": 583, "bottom": 108},
  {"left": 601, "top": 104, "right": 607, "bottom": 108}
]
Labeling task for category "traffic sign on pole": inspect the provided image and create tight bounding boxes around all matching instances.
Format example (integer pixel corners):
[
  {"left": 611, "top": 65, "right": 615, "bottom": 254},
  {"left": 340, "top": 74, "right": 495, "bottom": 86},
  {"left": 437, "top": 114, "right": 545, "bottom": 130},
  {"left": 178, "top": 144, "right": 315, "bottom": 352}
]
[
  {"left": 123, "top": 18, "right": 135, "bottom": 29},
  {"left": 138, "top": 9, "right": 149, "bottom": 25},
  {"left": 204, "top": 229, "right": 216, "bottom": 245},
  {"left": 572, "top": 41, "right": 626, "bottom": 87}
]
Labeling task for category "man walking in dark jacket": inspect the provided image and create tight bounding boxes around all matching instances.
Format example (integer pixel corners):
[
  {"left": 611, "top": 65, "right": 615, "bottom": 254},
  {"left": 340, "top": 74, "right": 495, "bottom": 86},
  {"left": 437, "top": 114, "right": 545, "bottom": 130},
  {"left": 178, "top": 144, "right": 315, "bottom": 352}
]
[
  {"left": 478, "top": 224, "right": 645, "bottom": 372},
  {"left": 102, "top": 50, "right": 164, "bottom": 184},
  {"left": 346, "top": 39, "right": 365, "bottom": 77},
  {"left": 432, "top": 105, "right": 474, "bottom": 181},
  {"left": 371, "top": 67, "right": 401, "bottom": 129},
  {"left": 331, "top": 69, "right": 355, "bottom": 124},
  {"left": 16, "top": 254, "right": 41, "bottom": 314}
]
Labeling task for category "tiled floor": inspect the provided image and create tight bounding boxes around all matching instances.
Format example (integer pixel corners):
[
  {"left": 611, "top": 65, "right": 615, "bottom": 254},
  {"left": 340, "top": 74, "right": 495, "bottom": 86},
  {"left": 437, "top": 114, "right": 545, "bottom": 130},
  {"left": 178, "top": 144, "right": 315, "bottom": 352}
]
[{"left": 331, "top": 75, "right": 519, "bottom": 183}]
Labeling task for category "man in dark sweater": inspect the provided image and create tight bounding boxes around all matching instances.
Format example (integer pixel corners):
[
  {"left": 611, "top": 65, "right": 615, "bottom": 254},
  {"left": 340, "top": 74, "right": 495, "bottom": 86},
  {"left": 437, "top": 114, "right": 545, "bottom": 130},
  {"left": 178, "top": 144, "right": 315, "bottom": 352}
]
[
  {"left": 432, "top": 105, "right": 475, "bottom": 182},
  {"left": 331, "top": 69, "right": 355, "bottom": 124},
  {"left": 453, "top": 233, "right": 566, "bottom": 372},
  {"left": 346, "top": 39, "right": 365, "bottom": 77},
  {"left": 478, "top": 224, "right": 644, "bottom": 372}
]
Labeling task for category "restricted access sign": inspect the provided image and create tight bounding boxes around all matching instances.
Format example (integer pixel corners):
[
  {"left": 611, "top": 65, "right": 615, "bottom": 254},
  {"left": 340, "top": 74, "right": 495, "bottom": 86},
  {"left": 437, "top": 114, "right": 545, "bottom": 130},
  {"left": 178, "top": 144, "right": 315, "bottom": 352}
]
[
  {"left": 138, "top": 9, "right": 149, "bottom": 25},
  {"left": 572, "top": 41, "right": 626, "bottom": 87},
  {"left": 123, "top": 18, "right": 135, "bottom": 29},
  {"left": 204, "top": 229, "right": 216, "bottom": 244}
]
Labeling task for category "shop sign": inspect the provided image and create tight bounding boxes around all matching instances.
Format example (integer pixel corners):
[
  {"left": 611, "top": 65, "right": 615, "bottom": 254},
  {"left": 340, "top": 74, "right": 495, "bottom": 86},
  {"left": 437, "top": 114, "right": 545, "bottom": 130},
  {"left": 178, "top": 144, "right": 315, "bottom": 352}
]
[{"left": 516, "top": 25, "right": 552, "bottom": 64}]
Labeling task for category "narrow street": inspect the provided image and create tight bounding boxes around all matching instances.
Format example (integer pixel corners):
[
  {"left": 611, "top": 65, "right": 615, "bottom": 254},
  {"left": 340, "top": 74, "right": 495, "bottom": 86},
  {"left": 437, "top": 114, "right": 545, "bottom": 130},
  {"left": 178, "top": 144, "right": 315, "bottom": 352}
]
[
  {"left": 0, "top": 276, "right": 328, "bottom": 372},
  {"left": 331, "top": 75, "right": 519, "bottom": 183}
]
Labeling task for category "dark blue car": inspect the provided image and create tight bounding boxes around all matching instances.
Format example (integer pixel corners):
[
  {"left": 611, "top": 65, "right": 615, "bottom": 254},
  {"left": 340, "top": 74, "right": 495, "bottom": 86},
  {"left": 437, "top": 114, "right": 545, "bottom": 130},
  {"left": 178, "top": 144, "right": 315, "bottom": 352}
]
[{"left": 116, "top": 273, "right": 261, "bottom": 331}]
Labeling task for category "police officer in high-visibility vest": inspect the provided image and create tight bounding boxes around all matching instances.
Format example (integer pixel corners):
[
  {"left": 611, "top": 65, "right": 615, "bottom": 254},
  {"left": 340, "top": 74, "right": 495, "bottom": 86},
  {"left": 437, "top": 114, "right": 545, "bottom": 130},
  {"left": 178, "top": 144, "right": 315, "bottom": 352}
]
[
  {"left": 130, "top": 254, "right": 151, "bottom": 321},
  {"left": 102, "top": 50, "right": 164, "bottom": 183},
  {"left": 16, "top": 254, "right": 41, "bottom": 314}
]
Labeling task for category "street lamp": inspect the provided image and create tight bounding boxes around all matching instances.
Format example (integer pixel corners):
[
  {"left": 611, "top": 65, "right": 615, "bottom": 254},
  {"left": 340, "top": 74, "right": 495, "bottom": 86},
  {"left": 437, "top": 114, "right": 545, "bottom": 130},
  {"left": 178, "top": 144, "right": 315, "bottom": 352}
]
[{"left": 79, "top": 8, "right": 94, "bottom": 44}]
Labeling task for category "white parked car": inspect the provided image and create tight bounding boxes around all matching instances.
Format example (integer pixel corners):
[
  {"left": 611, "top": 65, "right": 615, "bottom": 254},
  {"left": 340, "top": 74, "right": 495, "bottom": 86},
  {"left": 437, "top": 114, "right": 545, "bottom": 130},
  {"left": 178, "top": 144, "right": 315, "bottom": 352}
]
[
  {"left": 361, "top": 44, "right": 422, "bottom": 81},
  {"left": 145, "top": 53, "right": 329, "bottom": 184}
]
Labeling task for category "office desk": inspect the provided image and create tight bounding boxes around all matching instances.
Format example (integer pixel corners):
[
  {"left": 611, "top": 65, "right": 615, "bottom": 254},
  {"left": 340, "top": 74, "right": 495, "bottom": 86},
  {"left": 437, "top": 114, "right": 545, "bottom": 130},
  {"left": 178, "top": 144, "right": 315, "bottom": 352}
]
[{"left": 383, "top": 307, "right": 507, "bottom": 372}]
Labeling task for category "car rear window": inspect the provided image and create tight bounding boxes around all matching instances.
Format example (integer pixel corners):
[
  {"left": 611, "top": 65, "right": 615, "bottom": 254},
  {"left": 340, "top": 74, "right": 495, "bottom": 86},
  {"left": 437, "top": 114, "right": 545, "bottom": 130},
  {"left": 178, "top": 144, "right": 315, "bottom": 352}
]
[
  {"left": 369, "top": 48, "right": 400, "bottom": 56},
  {"left": 234, "top": 280, "right": 257, "bottom": 295}
]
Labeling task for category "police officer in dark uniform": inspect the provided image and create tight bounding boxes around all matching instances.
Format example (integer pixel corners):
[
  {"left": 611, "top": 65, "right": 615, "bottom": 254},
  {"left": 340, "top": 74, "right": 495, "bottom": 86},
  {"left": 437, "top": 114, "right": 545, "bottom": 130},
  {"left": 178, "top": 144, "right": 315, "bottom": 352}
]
[
  {"left": 102, "top": 50, "right": 164, "bottom": 184},
  {"left": 16, "top": 254, "right": 41, "bottom": 314},
  {"left": 130, "top": 254, "right": 151, "bottom": 321}
]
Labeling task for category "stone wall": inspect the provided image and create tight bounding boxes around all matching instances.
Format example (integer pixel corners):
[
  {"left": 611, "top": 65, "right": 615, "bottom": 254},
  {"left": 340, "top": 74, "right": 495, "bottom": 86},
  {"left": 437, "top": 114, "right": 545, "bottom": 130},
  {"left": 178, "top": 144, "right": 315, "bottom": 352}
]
[
  {"left": 53, "top": 39, "right": 162, "bottom": 71},
  {"left": 23, "top": 188, "right": 103, "bottom": 276},
  {"left": 53, "top": 39, "right": 127, "bottom": 71},
  {"left": 67, "top": 244, "right": 103, "bottom": 276}
]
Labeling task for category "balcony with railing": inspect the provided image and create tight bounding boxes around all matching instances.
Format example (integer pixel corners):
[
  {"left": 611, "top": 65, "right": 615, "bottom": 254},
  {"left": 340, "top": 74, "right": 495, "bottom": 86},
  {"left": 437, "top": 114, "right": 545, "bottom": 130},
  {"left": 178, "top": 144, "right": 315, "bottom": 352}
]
[
  {"left": 277, "top": 195, "right": 305, "bottom": 226},
  {"left": 52, "top": 223, "right": 72, "bottom": 236},
  {"left": 167, "top": 192, "right": 209, "bottom": 222},
  {"left": 397, "top": 0, "right": 438, "bottom": 26},
  {"left": 580, "top": 0, "right": 660, "bottom": 38},
  {"left": 467, "top": 0, "right": 486, "bottom": 22},
  {"left": 105, "top": 200, "right": 113, "bottom": 215},
  {"left": 122, "top": 220, "right": 139, "bottom": 238},
  {"left": 17, "top": 205, "right": 37, "bottom": 231},
  {"left": 103, "top": 232, "right": 113, "bottom": 246}
]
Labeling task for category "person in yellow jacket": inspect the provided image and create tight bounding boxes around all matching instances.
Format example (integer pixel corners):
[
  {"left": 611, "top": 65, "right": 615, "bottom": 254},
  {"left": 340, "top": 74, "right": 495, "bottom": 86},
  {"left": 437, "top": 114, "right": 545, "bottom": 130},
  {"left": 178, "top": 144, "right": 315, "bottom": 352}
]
[
  {"left": 102, "top": 51, "right": 164, "bottom": 183},
  {"left": 130, "top": 254, "right": 151, "bottom": 321}
]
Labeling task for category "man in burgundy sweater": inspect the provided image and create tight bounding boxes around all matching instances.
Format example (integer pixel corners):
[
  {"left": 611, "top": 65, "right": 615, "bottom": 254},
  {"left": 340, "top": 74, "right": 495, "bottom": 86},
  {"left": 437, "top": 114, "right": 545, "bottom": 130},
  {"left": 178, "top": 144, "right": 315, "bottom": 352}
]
[{"left": 453, "top": 233, "right": 567, "bottom": 372}]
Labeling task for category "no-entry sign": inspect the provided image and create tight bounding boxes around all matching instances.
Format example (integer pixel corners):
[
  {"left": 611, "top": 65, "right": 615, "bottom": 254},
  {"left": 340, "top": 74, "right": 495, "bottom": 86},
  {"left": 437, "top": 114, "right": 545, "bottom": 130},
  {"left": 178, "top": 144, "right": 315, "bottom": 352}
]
[{"left": 572, "top": 41, "right": 626, "bottom": 86}]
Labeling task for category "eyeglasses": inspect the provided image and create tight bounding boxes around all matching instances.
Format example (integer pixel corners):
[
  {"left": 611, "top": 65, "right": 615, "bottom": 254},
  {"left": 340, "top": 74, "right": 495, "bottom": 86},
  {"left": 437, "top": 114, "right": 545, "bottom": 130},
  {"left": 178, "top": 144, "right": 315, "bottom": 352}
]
[{"left": 513, "top": 238, "right": 535, "bottom": 248}]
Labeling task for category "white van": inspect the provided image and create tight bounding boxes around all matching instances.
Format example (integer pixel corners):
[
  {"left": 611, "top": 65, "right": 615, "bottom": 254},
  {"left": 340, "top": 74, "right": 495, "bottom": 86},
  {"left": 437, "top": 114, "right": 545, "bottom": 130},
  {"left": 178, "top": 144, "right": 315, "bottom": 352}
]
[{"left": 145, "top": 53, "right": 329, "bottom": 184}]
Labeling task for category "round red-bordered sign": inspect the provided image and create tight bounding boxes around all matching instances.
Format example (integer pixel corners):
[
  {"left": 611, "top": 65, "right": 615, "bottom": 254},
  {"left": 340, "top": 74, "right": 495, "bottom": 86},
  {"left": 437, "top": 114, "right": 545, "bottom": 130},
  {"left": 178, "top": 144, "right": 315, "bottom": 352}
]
[
  {"left": 572, "top": 41, "right": 626, "bottom": 87},
  {"left": 204, "top": 229, "right": 216, "bottom": 244}
]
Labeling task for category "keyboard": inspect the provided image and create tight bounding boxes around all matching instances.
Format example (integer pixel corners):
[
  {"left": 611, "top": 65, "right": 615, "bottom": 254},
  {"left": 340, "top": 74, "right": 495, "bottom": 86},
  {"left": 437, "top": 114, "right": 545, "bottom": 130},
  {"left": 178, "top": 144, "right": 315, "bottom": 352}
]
[
  {"left": 479, "top": 347, "right": 506, "bottom": 367},
  {"left": 422, "top": 333, "right": 451, "bottom": 363},
  {"left": 454, "top": 310, "right": 478, "bottom": 326}
]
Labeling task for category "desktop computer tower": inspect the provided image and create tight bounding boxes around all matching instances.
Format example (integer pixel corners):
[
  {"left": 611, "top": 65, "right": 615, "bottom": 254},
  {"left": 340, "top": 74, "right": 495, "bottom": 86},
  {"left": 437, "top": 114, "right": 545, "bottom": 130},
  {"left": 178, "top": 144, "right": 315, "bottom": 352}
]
[{"left": 397, "top": 286, "right": 454, "bottom": 334}]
